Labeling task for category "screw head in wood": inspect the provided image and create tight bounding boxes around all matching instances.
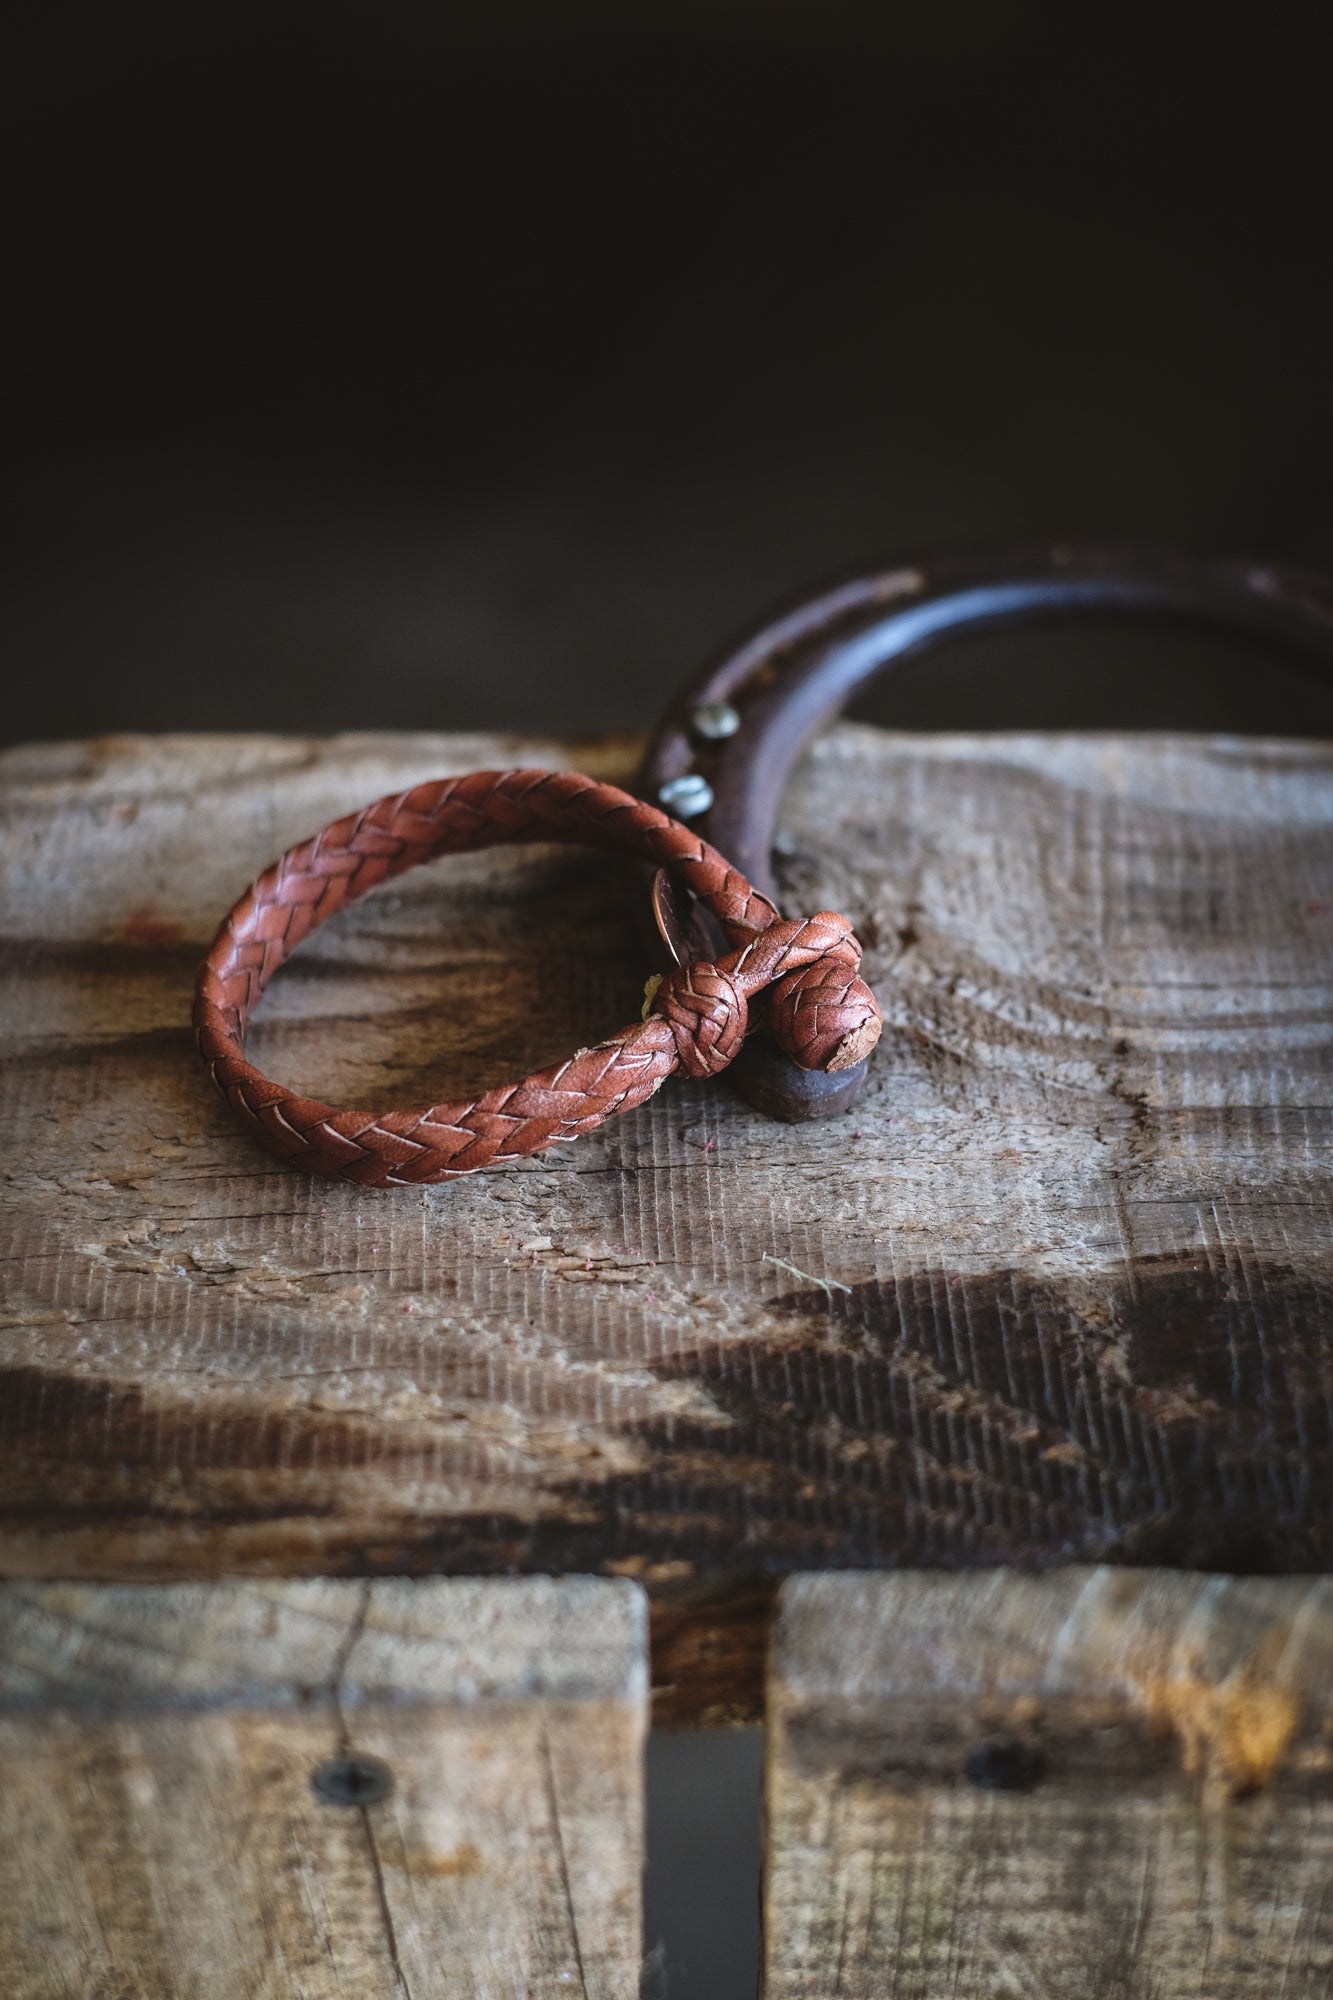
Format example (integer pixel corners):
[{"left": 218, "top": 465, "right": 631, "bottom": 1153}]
[
  {"left": 311, "top": 1753, "right": 394, "bottom": 1806},
  {"left": 658, "top": 772, "right": 715, "bottom": 819},
  {"left": 962, "top": 1737, "right": 1046, "bottom": 1791},
  {"left": 689, "top": 700, "right": 741, "bottom": 743}
]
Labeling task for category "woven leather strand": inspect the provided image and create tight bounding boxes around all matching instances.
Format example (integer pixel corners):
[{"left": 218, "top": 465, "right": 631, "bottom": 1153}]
[{"left": 193, "top": 768, "right": 882, "bottom": 1186}]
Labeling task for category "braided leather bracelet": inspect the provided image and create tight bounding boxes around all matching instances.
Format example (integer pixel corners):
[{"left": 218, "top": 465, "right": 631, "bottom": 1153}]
[{"left": 193, "top": 767, "right": 882, "bottom": 1186}]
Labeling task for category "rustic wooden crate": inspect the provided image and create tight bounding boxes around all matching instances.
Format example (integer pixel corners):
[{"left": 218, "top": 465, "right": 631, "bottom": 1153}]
[{"left": 1, "top": 725, "right": 1330, "bottom": 1994}]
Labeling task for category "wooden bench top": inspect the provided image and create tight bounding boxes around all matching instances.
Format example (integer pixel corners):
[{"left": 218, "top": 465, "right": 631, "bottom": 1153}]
[{"left": 3, "top": 727, "right": 1330, "bottom": 1718}]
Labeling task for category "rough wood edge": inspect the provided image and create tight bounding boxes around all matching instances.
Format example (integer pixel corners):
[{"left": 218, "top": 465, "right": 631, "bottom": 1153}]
[
  {"left": 770, "top": 1567, "right": 1333, "bottom": 1799},
  {"left": 0, "top": 1576, "right": 649, "bottom": 1709}
]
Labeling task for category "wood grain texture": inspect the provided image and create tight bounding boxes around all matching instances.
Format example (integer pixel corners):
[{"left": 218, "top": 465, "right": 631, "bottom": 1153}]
[
  {"left": 0, "top": 1576, "right": 647, "bottom": 1998},
  {"left": 765, "top": 1568, "right": 1333, "bottom": 1997},
  {"left": 1, "top": 729, "right": 1331, "bottom": 1717}
]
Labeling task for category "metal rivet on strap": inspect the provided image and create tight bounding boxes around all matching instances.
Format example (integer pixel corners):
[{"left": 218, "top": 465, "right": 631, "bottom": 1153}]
[
  {"left": 658, "top": 772, "right": 715, "bottom": 818},
  {"left": 689, "top": 700, "right": 741, "bottom": 742}
]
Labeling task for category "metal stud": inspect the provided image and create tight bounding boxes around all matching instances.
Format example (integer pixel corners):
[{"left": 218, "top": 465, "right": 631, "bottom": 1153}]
[
  {"left": 689, "top": 700, "right": 741, "bottom": 743},
  {"left": 658, "top": 772, "right": 715, "bottom": 819}
]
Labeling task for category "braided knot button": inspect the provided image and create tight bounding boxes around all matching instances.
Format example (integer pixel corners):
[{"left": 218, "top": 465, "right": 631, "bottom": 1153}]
[
  {"left": 194, "top": 769, "right": 883, "bottom": 1186},
  {"left": 654, "top": 961, "right": 749, "bottom": 1077},
  {"left": 769, "top": 951, "right": 882, "bottom": 1073}
]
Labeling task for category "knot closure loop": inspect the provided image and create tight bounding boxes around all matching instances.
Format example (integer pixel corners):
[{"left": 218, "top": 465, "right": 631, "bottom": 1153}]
[
  {"left": 651, "top": 908, "right": 881, "bottom": 1079},
  {"left": 194, "top": 768, "right": 883, "bottom": 1186}
]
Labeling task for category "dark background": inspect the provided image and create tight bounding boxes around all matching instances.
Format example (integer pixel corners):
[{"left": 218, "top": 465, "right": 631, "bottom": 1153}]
[
  {"left": 7, "top": 1, "right": 1333, "bottom": 750},
  {"left": 6, "top": 9, "right": 1332, "bottom": 1993}
]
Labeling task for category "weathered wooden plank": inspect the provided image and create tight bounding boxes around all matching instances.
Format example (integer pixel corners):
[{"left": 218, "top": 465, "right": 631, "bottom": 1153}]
[
  {"left": 764, "top": 1568, "right": 1333, "bottom": 1997},
  {"left": 0, "top": 1575, "right": 647, "bottom": 1998},
  {"left": 1, "top": 730, "right": 1331, "bottom": 1717}
]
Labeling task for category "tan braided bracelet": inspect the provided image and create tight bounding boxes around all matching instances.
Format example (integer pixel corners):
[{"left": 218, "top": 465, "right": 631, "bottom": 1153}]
[{"left": 193, "top": 767, "right": 882, "bottom": 1186}]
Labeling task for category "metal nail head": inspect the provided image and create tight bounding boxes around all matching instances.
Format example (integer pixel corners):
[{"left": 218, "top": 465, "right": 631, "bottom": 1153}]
[
  {"left": 689, "top": 700, "right": 741, "bottom": 743},
  {"left": 311, "top": 1753, "right": 394, "bottom": 1807},
  {"left": 658, "top": 773, "right": 715, "bottom": 819},
  {"left": 962, "top": 1737, "right": 1046, "bottom": 1792}
]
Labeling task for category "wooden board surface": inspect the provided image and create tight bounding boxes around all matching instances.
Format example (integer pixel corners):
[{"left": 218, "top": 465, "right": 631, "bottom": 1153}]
[
  {"left": 2, "top": 728, "right": 1331, "bottom": 1715},
  {"left": 765, "top": 1568, "right": 1333, "bottom": 1997},
  {"left": 0, "top": 1576, "right": 647, "bottom": 1998}
]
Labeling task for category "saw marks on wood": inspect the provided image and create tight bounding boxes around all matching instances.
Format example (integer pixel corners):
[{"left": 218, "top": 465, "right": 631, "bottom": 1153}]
[
  {"left": 765, "top": 1568, "right": 1333, "bottom": 1998},
  {"left": 0, "top": 1575, "right": 648, "bottom": 1999},
  {"left": 0, "top": 731, "right": 1330, "bottom": 1637}
]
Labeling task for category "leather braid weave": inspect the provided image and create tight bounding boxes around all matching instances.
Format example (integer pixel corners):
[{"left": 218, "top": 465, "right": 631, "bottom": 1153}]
[{"left": 193, "top": 768, "right": 882, "bottom": 1186}]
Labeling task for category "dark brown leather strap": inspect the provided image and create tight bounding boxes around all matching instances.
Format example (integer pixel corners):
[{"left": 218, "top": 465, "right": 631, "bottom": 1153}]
[
  {"left": 193, "top": 767, "right": 881, "bottom": 1185},
  {"left": 641, "top": 546, "right": 1333, "bottom": 1121}
]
